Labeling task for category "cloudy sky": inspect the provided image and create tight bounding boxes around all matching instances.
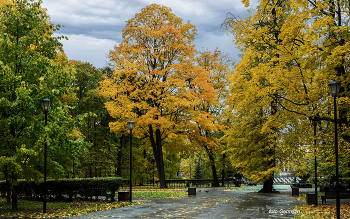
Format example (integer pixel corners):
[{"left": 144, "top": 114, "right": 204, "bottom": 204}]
[{"left": 41, "top": 0, "right": 258, "bottom": 68}]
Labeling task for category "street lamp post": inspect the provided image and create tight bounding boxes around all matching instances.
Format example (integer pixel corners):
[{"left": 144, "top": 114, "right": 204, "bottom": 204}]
[
  {"left": 328, "top": 80, "right": 341, "bottom": 219},
  {"left": 127, "top": 121, "right": 134, "bottom": 202},
  {"left": 312, "top": 114, "right": 320, "bottom": 206},
  {"left": 153, "top": 156, "right": 155, "bottom": 187},
  {"left": 41, "top": 98, "right": 51, "bottom": 213}
]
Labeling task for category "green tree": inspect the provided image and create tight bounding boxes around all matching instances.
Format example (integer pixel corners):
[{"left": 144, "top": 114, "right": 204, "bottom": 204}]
[
  {"left": 0, "top": 0, "right": 81, "bottom": 209},
  {"left": 193, "top": 157, "right": 204, "bottom": 179},
  {"left": 70, "top": 61, "right": 118, "bottom": 178}
]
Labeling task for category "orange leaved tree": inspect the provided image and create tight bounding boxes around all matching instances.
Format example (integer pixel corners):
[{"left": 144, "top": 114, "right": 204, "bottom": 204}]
[
  {"left": 100, "top": 4, "right": 218, "bottom": 188},
  {"left": 190, "top": 50, "right": 230, "bottom": 186}
]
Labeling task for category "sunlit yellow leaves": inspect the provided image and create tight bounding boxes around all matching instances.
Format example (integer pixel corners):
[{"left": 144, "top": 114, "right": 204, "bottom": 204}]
[
  {"left": 18, "top": 145, "right": 37, "bottom": 157},
  {"left": 99, "top": 5, "right": 230, "bottom": 188},
  {"left": 224, "top": 0, "right": 350, "bottom": 184},
  {"left": 100, "top": 4, "right": 222, "bottom": 157},
  {"left": 241, "top": 0, "right": 250, "bottom": 7},
  {"left": 67, "top": 128, "right": 83, "bottom": 141}
]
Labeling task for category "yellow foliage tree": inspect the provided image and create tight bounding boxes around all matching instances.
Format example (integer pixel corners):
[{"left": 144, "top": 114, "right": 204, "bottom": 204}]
[
  {"left": 99, "top": 4, "right": 219, "bottom": 188},
  {"left": 223, "top": 0, "right": 350, "bottom": 192},
  {"left": 191, "top": 49, "right": 231, "bottom": 186}
]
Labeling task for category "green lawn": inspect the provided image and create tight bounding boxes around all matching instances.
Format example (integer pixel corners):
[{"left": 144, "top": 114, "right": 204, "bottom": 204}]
[
  {"left": 133, "top": 189, "right": 187, "bottom": 198},
  {"left": 0, "top": 198, "right": 138, "bottom": 218},
  {"left": 0, "top": 189, "right": 186, "bottom": 218}
]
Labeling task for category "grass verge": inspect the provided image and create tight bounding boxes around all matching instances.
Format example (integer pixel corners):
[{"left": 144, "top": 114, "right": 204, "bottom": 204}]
[
  {"left": 133, "top": 189, "right": 187, "bottom": 198},
  {"left": 0, "top": 198, "right": 139, "bottom": 218},
  {"left": 0, "top": 189, "right": 186, "bottom": 218}
]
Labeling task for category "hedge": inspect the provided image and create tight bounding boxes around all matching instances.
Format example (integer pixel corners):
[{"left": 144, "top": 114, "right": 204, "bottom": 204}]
[{"left": 0, "top": 177, "right": 124, "bottom": 202}]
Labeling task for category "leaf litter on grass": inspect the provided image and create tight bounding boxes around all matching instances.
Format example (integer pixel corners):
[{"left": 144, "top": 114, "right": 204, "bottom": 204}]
[
  {"left": 295, "top": 203, "right": 350, "bottom": 219},
  {"left": 0, "top": 198, "right": 140, "bottom": 218}
]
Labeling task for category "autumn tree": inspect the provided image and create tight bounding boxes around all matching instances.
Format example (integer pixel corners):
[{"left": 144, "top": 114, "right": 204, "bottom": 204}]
[
  {"left": 190, "top": 49, "right": 230, "bottom": 187},
  {"left": 299, "top": 0, "right": 350, "bottom": 181},
  {"left": 0, "top": 0, "right": 81, "bottom": 209},
  {"left": 223, "top": 0, "right": 296, "bottom": 193},
  {"left": 224, "top": 0, "right": 350, "bottom": 192},
  {"left": 100, "top": 4, "right": 218, "bottom": 188},
  {"left": 100, "top": 65, "right": 128, "bottom": 178}
]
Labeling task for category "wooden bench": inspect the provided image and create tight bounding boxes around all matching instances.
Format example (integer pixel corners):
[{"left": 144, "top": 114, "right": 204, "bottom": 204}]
[{"left": 321, "top": 190, "right": 350, "bottom": 204}]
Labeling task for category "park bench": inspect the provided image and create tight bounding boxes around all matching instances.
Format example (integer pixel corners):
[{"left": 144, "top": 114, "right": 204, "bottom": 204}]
[{"left": 321, "top": 190, "right": 350, "bottom": 204}]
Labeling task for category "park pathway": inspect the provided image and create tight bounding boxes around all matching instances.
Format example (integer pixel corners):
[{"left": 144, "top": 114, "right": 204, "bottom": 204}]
[{"left": 63, "top": 185, "right": 305, "bottom": 219}]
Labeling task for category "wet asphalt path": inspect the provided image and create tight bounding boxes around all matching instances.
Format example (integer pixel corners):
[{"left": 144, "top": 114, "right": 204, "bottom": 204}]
[{"left": 62, "top": 185, "right": 305, "bottom": 219}]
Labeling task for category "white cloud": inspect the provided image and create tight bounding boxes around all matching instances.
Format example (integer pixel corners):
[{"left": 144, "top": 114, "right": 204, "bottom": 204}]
[
  {"left": 41, "top": 0, "right": 257, "bottom": 68},
  {"left": 59, "top": 34, "right": 118, "bottom": 68},
  {"left": 194, "top": 31, "right": 241, "bottom": 62}
]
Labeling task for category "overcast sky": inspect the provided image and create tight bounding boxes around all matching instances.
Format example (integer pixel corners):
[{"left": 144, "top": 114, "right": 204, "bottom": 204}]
[{"left": 41, "top": 0, "right": 258, "bottom": 68}]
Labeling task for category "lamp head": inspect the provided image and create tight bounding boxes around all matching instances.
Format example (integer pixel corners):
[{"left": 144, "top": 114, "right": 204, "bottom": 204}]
[
  {"left": 328, "top": 80, "right": 341, "bottom": 98},
  {"left": 41, "top": 98, "right": 51, "bottom": 113},
  {"left": 127, "top": 120, "right": 135, "bottom": 130}
]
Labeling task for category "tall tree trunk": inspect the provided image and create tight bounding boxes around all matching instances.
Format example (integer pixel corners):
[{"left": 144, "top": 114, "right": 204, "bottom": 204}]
[
  {"left": 259, "top": 1, "right": 279, "bottom": 193},
  {"left": 11, "top": 177, "right": 17, "bottom": 210},
  {"left": 155, "top": 129, "right": 167, "bottom": 188},
  {"left": 149, "top": 125, "right": 167, "bottom": 188},
  {"left": 260, "top": 97, "right": 277, "bottom": 193},
  {"left": 260, "top": 125, "right": 276, "bottom": 192},
  {"left": 6, "top": 179, "right": 11, "bottom": 204},
  {"left": 5, "top": 166, "right": 11, "bottom": 204},
  {"left": 139, "top": 149, "right": 146, "bottom": 186},
  {"left": 260, "top": 177, "right": 274, "bottom": 193},
  {"left": 204, "top": 145, "right": 220, "bottom": 187}
]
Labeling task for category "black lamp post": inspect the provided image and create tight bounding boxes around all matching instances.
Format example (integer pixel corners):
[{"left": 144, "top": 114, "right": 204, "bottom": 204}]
[
  {"left": 328, "top": 80, "right": 341, "bottom": 219},
  {"left": 153, "top": 156, "right": 155, "bottom": 187},
  {"left": 189, "top": 163, "right": 191, "bottom": 180},
  {"left": 41, "top": 98, "right": 51, "bottom": 213},
  {"left": 311, "top": 114, "right": 320, "bottom": 206},
  {"left": 127, "top": 120, "right": 134, "bottom": 202}
]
